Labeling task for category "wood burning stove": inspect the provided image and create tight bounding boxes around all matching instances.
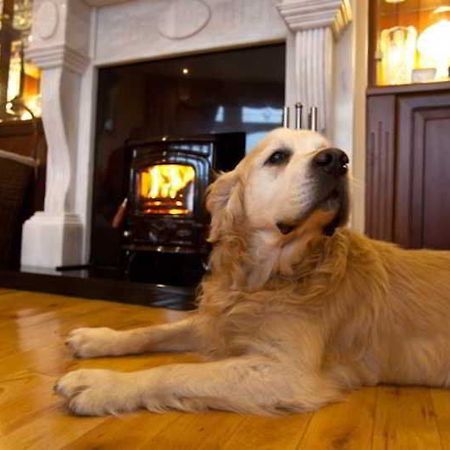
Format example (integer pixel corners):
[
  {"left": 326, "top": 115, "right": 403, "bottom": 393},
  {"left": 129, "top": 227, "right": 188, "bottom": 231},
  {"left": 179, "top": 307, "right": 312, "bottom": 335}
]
[{"left": 122, "top": 134, "right": 245, "bottom": 277}]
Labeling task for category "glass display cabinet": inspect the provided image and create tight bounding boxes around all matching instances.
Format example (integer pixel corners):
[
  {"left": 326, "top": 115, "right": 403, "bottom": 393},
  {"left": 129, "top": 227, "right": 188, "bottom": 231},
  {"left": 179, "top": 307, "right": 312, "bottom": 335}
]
[
  {"left": 370, "top": 0, "right": 450, "bottom": 86},
  {"left": 366, "top": 1, "right": 450, "bottom": 250},
  {"left": 0, "top": 0, "right": 46, "bottom": 271},
  {"left": 0, "top": 0, "right": 41, "bottom": 121}
]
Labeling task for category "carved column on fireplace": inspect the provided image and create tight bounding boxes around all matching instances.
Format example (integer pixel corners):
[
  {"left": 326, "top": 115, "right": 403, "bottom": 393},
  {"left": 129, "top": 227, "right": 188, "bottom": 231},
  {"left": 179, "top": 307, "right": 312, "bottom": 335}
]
[
  {"left": 21, "top": 0, "right": 91, "bottom": 267},
  {"left": 278, "top": 0, "right": 352, "bottom": 133}
]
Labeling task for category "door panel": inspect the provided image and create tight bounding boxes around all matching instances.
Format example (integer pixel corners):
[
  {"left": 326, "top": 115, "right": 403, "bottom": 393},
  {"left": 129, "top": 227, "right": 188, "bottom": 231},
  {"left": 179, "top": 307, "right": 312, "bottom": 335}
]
[
  {"left": 396, "top": 93, "right": 450, "bottom": 249},
  {"left": 421, "top": 110, "right": 450, "bottom": 249},
  {"left": 365, "top": 95, "right": 396, "bottom": 241}
]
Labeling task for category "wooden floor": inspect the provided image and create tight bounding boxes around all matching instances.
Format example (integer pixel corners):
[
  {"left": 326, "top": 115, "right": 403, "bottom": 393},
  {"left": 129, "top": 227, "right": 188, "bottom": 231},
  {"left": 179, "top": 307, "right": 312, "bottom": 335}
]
[{"left": 0, "top": 289, "right": 449, "bottom": 450}]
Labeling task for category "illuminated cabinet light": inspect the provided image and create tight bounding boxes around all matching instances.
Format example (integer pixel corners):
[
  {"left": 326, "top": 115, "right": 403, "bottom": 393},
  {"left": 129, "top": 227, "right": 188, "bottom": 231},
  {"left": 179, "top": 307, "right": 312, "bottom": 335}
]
[{"left": 417, "top": 19, "right": 450, "bottom": 80}]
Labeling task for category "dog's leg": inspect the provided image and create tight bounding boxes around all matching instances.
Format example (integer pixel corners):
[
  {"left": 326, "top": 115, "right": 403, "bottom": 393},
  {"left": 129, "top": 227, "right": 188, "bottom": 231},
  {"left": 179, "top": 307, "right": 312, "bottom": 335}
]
[
  {"left": 66, "top": 316, "right": 203, "bottom": 358},
  {"left": 55, "top": 356, "right": 341, "bottom": 416}
]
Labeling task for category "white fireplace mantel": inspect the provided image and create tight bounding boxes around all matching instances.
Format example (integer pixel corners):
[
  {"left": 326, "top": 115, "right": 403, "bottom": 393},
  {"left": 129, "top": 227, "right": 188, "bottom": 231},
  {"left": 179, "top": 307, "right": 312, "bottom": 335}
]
[{"left": 21, "top": 0, "right": 352, "bottom": 269}]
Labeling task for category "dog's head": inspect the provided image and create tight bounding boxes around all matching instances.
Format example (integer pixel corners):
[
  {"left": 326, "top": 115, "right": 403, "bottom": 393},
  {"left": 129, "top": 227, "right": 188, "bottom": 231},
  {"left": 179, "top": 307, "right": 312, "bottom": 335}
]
[
  {"left": 208, "top": 128, "right": 349, "bottom": 239},
  {"left": 206, "top": 128, "right": 350, "bottom": 287}
]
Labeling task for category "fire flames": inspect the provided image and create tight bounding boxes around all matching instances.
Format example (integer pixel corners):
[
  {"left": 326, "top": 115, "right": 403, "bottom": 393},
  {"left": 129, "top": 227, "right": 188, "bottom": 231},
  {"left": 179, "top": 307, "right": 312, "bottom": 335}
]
[{"left": 139, "top": 164, "right": 195, "bottom": 215}]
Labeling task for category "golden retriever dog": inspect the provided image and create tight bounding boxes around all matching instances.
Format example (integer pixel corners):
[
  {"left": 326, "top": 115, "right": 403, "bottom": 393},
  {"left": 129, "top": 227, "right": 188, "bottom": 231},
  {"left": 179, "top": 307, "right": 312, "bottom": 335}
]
[{"left": 55, "top": 128, "right": 450, "bottom": 416}]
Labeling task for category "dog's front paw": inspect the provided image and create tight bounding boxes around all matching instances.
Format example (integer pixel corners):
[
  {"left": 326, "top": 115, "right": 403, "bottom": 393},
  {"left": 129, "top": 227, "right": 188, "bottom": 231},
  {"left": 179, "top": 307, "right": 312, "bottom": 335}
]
[
  {"left": 65, "top": 327, "right": 121, "bottom": 358},
  {"left": 54, "top": 369, "right": 141, "bottom": 416}
]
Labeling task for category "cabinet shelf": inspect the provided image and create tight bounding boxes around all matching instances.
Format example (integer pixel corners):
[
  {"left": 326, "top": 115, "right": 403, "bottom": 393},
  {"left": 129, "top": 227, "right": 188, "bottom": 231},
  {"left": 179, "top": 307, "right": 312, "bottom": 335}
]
[{"left": 367, "top": 80, "right": 450, "bottom": 95}]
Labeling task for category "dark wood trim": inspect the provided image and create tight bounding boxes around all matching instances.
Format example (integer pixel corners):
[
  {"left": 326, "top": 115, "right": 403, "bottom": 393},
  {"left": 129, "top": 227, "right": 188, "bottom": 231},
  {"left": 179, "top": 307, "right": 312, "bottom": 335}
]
[
  {"left": 0, "top": 118, "right": 44, "bottom": 136},
  {"left": 368, "top": 0, "right": 378, "bottom": 88},
  {"left": 0, "top": 269, "right": 196, "bottom": 311},
  {"left": 367, "top": 81, "right": 450, "bottom": 96},
  {"left": 0, "top": 0, "right": 16, "bottom": 108},
  {"left": 365, "top": 94, "right": 396, "bottom": 240}
]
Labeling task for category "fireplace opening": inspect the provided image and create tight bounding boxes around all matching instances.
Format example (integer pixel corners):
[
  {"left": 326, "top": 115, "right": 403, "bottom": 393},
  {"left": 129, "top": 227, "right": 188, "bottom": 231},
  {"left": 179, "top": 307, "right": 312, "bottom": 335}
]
[
  {"left": 90, "top": 43, "right": 285, "bottom": 287},
  {"left": 136, "top": 164, "right": 195, "bottom": 216}
]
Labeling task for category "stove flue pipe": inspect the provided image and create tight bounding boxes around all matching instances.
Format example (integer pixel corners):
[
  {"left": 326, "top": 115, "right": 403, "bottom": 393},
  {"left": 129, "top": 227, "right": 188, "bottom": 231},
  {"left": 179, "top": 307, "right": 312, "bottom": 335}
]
[
  {"left": 308, "top": 106, "right": 318, "bottom": 131},
  {"left": 281, "top": 103, "right": 318, "bottom": 131},
  {"left": 294, "top": 102, "right": 303, "bottom": 129},
  {"left": 282, "top": 106, "right": 290, "bottom": 128}
]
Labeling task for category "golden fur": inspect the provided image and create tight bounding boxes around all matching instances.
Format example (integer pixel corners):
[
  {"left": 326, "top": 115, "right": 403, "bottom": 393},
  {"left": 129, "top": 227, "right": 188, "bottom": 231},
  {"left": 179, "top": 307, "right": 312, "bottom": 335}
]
[{"left": 55, "top": 128, "right": 450, "bottom": 416}]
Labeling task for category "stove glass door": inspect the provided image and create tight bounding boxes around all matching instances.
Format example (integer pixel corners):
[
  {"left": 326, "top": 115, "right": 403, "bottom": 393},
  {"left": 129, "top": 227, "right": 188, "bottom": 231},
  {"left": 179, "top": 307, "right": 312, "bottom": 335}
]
[{"left": 136, "top": 164, "right": 195, "bottom": 215}]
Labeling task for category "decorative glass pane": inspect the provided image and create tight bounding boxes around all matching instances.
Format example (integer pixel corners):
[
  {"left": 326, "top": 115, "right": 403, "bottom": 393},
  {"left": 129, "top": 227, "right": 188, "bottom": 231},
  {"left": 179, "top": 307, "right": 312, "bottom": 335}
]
[
  {"left": 7, "top": 40, "right": 22, "bottom": 102},
  {"left": 13, "top": 0, "right": 32, "bottom": 31},
  {"left": 0, "top": 0, "right": 40, "bottom": 120}
]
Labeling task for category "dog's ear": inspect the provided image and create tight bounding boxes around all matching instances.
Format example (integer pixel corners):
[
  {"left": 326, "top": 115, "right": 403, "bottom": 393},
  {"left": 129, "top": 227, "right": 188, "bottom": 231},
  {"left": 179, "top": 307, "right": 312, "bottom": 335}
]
[{"left": 206, "top": 170, "right": 243, "bottom": 243}]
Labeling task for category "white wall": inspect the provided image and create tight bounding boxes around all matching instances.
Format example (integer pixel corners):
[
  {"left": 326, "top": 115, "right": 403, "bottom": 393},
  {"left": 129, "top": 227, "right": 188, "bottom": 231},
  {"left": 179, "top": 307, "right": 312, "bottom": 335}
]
[
  {"left": 351, "top": 0, "right": 369, "bottom": 233},
  {"left": 332, "top": 0, "right": 368, "bottom": 232}
]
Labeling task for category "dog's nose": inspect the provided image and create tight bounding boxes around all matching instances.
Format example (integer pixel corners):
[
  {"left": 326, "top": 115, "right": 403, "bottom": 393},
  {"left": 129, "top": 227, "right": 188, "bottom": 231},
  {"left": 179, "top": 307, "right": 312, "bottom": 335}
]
[{"left": 312, "top": 148, "right": 349, "bottom": 176}]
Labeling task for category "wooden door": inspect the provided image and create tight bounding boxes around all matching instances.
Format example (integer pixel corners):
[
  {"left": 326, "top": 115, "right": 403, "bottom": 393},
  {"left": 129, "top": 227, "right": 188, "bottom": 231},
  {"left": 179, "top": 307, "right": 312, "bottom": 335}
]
[{"left": 395, "top": 93, "right": 450, "bottom": 249}]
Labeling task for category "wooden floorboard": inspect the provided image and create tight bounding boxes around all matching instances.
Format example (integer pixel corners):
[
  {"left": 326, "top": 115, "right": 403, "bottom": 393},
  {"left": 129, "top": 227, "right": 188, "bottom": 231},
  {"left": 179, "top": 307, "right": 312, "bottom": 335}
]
[
  {"left": 0, "top": 289, "right": 449, "bottom": 449},
  {"left": 0, "top": 288, "right": 13, "bottom": 296}
]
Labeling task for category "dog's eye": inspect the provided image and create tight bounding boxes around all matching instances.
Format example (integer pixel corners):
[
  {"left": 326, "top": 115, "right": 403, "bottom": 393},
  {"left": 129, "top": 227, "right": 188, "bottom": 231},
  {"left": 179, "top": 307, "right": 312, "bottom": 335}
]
[{"left": 264, "top": 149, "right": 292, "bottom": 166}]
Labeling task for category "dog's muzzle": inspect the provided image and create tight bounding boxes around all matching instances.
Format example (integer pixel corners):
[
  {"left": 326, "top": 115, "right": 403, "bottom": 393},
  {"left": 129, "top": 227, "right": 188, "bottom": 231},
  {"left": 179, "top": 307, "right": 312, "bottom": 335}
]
[{"left": 276, "top": 148, "right": 350, "bottom": 236}]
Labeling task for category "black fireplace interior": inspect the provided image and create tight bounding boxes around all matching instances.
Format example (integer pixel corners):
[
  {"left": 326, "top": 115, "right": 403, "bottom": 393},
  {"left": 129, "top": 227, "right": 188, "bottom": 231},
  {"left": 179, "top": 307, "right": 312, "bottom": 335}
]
[{"left": 91, "top": 43, "right": 285, "bottom": 287}]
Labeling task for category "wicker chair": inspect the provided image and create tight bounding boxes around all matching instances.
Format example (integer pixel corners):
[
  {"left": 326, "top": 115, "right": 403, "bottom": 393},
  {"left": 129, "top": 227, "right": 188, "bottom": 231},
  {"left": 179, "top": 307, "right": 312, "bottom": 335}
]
[{"left": 0, "top": 149, "right": 36, "bottom": 268}]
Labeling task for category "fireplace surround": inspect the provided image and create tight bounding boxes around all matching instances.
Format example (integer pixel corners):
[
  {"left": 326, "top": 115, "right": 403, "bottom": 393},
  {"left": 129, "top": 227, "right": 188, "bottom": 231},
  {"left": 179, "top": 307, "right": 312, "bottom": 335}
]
[{"left": 20, "top": 0, "right": 357, "bottom": 269}]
